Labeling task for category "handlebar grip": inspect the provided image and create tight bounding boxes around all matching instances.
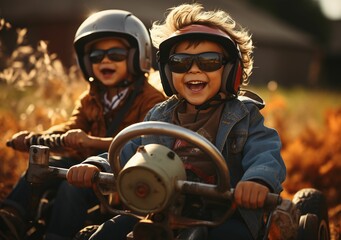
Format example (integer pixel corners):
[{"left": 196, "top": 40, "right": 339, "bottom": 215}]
[
  {"left": 230, "top": 188, "right": 282, "bottom": 211},
  {"left": 6, "top": 139, "right": 29, "bottom": 148},
  {"left": 7, "top": 134, "right": 65, "bottom": 150},
  {"left": 264, "top": 192, "right": 282, "bottom": 210},
  {"left": 29, "top": 134, "right": 65, "bottom": 148},
  {"left": 6, "top": 140, "right": 13, "bottom": 147}
]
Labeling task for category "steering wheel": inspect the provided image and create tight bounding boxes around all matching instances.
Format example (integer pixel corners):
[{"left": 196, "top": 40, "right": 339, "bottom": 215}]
[
  {"left": 107, "top": 121, "right": 235, "bottom": 227},
  {"left": 109, "top": 121, "right": 230, "bottom": 189}
]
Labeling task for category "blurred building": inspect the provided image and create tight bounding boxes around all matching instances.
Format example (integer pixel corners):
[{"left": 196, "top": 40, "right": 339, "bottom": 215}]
[
  {"left": 325, "top": 20, "right": 341, "bottom": 87},
  {"left": 1, "top": 0, "right": 320, "bottom": 87}
]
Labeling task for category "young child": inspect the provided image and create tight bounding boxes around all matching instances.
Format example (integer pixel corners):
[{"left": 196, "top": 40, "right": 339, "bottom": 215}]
[
  {"left": 0, "top": 9, "right": 165, "bottom": 239},
  {"left": 66, "top": 3, "right": 286, "bottom": 240}
]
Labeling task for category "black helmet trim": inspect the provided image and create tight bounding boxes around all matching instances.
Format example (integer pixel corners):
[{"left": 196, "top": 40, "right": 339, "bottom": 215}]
[{"left": 157, "top": 24, "right": 242, "bottom": 96}]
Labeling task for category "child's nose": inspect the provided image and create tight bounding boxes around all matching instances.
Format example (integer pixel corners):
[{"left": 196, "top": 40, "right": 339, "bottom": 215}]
[
  {"left": 188, "top": 61, "right": 201, "bottom": 73},
  {"left": 101, "top": 55, "right": 111, "bottom": 63}
]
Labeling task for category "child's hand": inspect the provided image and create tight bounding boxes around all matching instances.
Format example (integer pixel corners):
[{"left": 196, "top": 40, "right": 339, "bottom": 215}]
[
  {"left": 234, "top": 181, "right": 269, "bottom": 209},
  {"left": 62, "top": 129, "right": 90, "bottom": 148},
  {"left": 66, "top": 164, "right": 100, "bottom": 188}
]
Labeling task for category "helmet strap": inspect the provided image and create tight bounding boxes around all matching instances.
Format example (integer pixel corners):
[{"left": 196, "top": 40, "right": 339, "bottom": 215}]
[{"left": 116, "top": 79, "right": 134, "bottom": 88}]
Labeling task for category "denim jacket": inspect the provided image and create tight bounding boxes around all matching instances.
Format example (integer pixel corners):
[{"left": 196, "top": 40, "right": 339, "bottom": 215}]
[{"left": 85, "top": 94, "right": 286, "bottom": 239}]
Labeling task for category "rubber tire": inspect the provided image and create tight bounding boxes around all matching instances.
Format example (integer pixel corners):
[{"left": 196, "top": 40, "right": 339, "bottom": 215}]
[
  {"left": 292, "top": 188, "right": 330, "bottom": 240},
  {"left": 298, "top": 213, "right": 318, "bottom": 240},
  {"left": 73, "top": 225, "right": 99, "bottom": 240}
]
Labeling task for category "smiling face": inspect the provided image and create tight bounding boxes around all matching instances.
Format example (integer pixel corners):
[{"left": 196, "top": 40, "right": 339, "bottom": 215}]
[
  {"left": 171, "top": 40, "right": 224, "bottom": 112},
  {"left": 91, "top": 38, "right": 131, "bottom": 89}
]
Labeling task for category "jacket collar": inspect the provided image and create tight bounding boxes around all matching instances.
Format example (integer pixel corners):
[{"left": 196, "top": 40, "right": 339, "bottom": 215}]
[
  {"left": 215, "top": 98, "right": 249, "bottom": 151},
  {"left": 151, "top": 96, "right": 249, "bottom": 151}
]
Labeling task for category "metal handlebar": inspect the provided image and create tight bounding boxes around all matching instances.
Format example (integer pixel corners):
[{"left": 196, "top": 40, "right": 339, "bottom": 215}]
[{"left": 26, "top": 145, "right": 115, "bottom": 188}]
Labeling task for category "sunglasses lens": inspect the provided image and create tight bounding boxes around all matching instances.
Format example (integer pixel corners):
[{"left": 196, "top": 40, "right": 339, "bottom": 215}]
[
  {"left": 197, "top": 52, "right": 224, "bottom": 72},
  {"left": 107, "top": 48, "right": 128, "bottom": 62},
  {"left": 168, "top": 52, "right": 226, "bottom": 73},
  {"left": 89, "top": 48, "right": 128, "bottom": 63},
  {"left": 89, "top": 50, "right": 105, "bottom": 63},
  {"left": 168, "top": 54, "right": 192, "bottom": 73}
]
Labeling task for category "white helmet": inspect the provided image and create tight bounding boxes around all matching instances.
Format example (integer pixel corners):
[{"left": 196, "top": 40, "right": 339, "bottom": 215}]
[{"left": 74, "top": 9, "right": 152, "bottom": 81}]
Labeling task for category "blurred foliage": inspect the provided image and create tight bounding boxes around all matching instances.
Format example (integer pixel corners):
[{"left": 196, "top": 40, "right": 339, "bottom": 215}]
[
  {"left": 0, "top": 18, "right": 86, "bottom": 130},
  {"left": 0, "top": 19, "right": 87, "bottom": 189},
  {"left": 247, "top": 0, "right": 330, "bottom": 45}
]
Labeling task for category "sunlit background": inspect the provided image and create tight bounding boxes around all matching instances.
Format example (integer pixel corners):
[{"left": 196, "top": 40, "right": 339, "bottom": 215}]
[
  {"left": 318, "top": 0, "right": 341, "bottom": 20},
  {"left": 1, "top": 0, "right": 340, "bottom": 89},
  {"left": 0, "top": 0, "right": 340, "bottom": 239}
]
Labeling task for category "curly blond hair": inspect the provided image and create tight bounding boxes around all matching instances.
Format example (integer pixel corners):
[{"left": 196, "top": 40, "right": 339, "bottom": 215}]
[{"left": 150, "top": 3, "right": 254, "bottom": 85}]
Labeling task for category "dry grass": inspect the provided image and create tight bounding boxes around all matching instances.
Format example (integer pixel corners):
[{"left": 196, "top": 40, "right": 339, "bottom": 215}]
[
  {"left": 0, "top": 19, "right": 87, "bottom": 198},
  {"left": 0, "top": 20, "right": 340, "bottom": 239}
]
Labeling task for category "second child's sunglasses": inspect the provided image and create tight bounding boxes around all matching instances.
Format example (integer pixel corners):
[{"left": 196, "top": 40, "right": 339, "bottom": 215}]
[
  {"left": 168, "top": 52, "right": 227, "bottom": 73},
  {"left": 89, "top": 48, "right": 128, "bottom": 64}
]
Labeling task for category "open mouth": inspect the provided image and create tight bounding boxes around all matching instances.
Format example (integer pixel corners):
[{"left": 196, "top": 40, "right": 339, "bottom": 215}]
[
  {"left": 100, "top": 68, "right": 116, "bottom": 76},
  {"left": 186, "top": 81, "right": 207, "bottom": 91}
]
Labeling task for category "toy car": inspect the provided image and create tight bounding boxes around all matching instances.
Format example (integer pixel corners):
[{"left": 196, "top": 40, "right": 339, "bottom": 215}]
[{"left": 27, "top": 122, "right": 330, "bottom": 240}]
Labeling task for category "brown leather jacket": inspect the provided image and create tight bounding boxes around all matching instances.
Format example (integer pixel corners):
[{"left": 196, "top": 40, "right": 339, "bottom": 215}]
[{"left": 44, "top": 79, "right": 165, "bottom": 158}]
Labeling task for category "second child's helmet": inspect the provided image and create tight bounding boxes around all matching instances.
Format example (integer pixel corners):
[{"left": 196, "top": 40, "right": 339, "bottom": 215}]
[
  {"left": 157, "top": 24, "right": 242, "bottom": 97},
  {"left": 74, "top": 9, "right": 152, "bottom": 81}
]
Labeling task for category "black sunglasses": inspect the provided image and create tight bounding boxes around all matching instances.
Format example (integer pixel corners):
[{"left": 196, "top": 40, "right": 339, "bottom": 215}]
[
  {"left": 89, "top": 48, "right": 128, "bottom": 64},
  {"left": 168, "top": 52, "right": 227, "bottom": 73}
]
